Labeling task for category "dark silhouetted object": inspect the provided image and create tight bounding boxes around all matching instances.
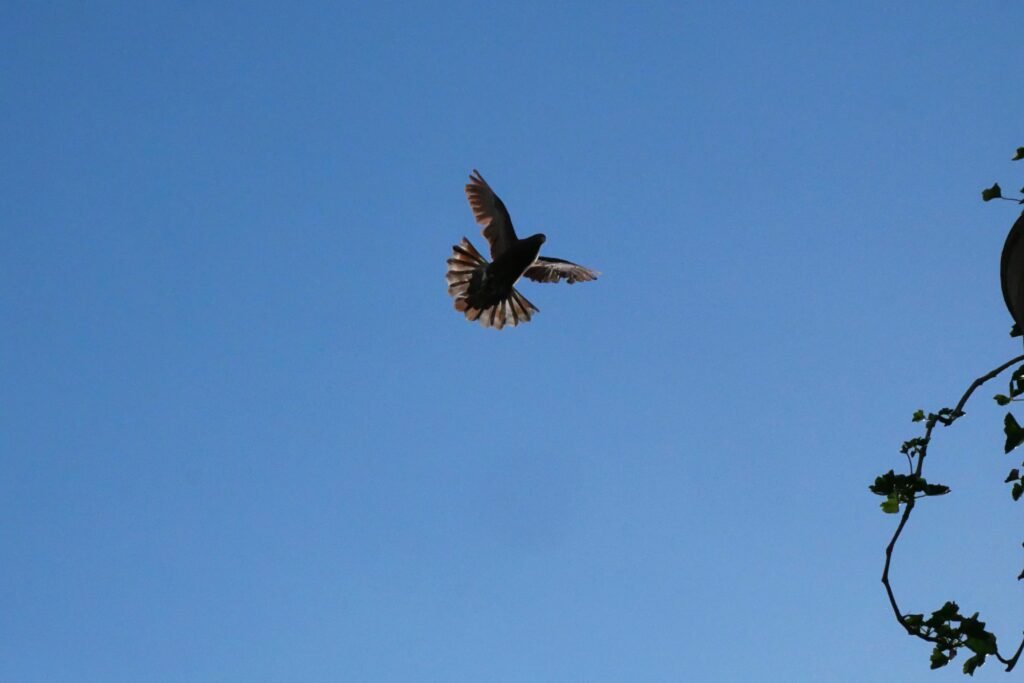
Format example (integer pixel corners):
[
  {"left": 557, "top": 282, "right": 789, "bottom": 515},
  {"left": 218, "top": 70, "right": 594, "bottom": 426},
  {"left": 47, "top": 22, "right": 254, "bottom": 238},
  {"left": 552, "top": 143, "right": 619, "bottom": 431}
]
[
  {"left": 1001, "top": 210, "right": 1024, "bottom": 337},
  {"left": 446, "top": 170, "right": 599, "bottom": 329}
]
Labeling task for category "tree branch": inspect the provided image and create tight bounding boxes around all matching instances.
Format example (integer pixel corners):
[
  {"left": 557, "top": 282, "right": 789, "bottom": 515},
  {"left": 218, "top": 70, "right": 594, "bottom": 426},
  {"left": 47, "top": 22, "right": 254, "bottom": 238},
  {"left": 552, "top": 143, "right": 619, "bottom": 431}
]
[{"left": 881, "top": 352, "right": 1024, "bottom": 668}]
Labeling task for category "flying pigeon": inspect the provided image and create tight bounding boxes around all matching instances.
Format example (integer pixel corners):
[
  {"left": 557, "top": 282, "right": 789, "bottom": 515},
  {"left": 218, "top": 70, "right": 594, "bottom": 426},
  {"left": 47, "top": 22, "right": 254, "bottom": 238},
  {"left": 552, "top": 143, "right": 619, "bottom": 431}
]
[{"left": 446, "top": 170, "right": 599, "bottom": 329}]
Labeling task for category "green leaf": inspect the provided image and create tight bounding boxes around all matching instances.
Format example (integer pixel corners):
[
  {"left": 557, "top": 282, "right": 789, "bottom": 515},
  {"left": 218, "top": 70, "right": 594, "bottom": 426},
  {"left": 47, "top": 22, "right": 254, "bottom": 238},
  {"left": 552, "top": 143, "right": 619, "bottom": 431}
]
[
  {"left": 922, "top": 482, "right": 950, "bottom": 496},
  {"left": 1005, "top": 413, "right": 1024, "bottom": 453},
  {"left": 900, "top": 437, "right": 928, "bottom": 456},
  {"left": 930, "top": 646, "right": 951, "bottom": 669},
  {"left": 912, "top": 409, "right": 926, "bottom": 422},
  {"left": 963, "top": 653, "right": 984, "bottom": 675},
  {"left": 983, "top": 183, "right": 1003, "bottom": 201},
  {"left": 1014, "top": 147, "right": 1024, "bottom": 161},
  {"left": 996, "top": 394, "right": 1012, "bottom": 406},
  {"left": 965, "top": 636, "right": 997, "bottom": 655},
  {"left": 881, "top": 494, "right": 900, "bottom": 514},
  {"left": 1013, "top": 482, "right": 1023, "bottom": 501},
  {"left": 926, "top": 602, "right": 960, "bottom": 626},
  {"left": 1005, "top": 468, "right": 1020, "bottom": 483},
  {"left": 870, "top": 470, "right": 896, "bottom": 496},
  {"left": 1010, "top": 365, "right": 1024, "bottom": 397}
]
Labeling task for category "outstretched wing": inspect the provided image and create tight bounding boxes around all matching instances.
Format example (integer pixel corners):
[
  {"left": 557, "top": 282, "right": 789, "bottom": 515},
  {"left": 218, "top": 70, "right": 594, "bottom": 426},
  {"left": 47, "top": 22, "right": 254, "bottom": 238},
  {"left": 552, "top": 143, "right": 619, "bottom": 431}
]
[
  {"left": 465, "top": 169, "right": 517, "bottom": 260},
  {"left": 524, "top": 256, "right": 600, "bottom": 284}
]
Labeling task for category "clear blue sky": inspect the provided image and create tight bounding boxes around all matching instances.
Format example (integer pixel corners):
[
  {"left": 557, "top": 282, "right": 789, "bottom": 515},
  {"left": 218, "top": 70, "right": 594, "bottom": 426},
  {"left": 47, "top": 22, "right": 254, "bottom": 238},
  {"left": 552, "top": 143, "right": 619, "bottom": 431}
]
[{"left": 4, "top": 2, "right": 1024, "bottom": 680}]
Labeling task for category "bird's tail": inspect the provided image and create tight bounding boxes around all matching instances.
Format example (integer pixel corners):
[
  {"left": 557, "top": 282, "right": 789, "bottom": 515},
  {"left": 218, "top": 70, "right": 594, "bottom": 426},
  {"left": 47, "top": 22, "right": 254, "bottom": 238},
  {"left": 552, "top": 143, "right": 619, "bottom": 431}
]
[{"left": 446, "top": 237, "right": 538, "bottom": 329}]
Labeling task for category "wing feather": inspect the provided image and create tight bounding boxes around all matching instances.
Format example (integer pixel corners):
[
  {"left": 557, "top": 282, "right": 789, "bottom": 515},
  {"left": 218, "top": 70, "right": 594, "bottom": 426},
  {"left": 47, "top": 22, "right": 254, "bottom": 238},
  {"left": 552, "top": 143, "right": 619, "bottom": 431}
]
[
  {"left": 523, "top": 256, "right": 600, "bottom": 285},
  {"left": 465, "top": 169, "right": 517, "bottom": 259}
]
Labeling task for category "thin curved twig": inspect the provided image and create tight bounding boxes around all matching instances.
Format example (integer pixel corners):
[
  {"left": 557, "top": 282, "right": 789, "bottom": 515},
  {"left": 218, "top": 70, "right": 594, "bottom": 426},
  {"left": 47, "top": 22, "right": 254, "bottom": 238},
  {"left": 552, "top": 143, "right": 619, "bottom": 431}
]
[{"left": 997, "top": 634, "right": 1024, "bottom": 671}]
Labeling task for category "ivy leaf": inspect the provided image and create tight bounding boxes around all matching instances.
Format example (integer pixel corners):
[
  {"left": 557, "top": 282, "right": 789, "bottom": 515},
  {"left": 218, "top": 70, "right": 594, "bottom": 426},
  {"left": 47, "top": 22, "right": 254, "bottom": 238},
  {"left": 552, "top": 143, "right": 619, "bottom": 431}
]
[
  {"left": 925, "top": 601, "right": 960, "bottom": 627},
  {"left": 931, "top": 646, "right": 951, "bottom": 669},
  {"left": 922, "top": 482, "right": 950, "bottom": 496},
  {"left": 995, "top": 394, "right": 1012, "bottom": 406},
  {"left": 912, "top": 409, "right": 925, "bottom": 422},
  {"left": 1005, "top": 468, "right": 1020, "bottom": 483},
  {"left": 1013, "top": 482, "right": 1023, "bottom": 501},
  {"left": 904, "top": 613, "right": 924, "bottom": 629},
  {"left": 870, "top": 470, "right": 896, "bottom": 496},
  {"left": 983, "top": 183, "right": 1003, "bottom": 201},
  {"left": 965, "top": 636, "right": 997, "bottom": 656},
  {"left": 881, "top": 494, "right": 900, "bottom": 514},
  {"left": 1014, "top": 147, "right": 1024, "bottom": 161},
  {"left": 963, "top": 653, "right": 985, "bottom": 675},
  {"left": 1005, "top": 413, "right": 1024, "bottom": 454},
  {"left": 1010, "top": 365, "right": 1024, "bottom": 397},
  {"left": 900, "top": 437, "right": 928, "bottom": 456}
]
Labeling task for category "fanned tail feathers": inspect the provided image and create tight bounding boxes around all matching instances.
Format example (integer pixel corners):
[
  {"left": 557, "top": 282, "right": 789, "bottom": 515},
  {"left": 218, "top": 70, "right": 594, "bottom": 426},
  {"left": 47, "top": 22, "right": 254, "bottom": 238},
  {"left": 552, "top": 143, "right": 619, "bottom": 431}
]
[
  {"left": 445, "top": 237, "right": 538, "bottom": 329},
  {"left": 446, "top": 238, "right": 484, "bottom": 298},
  {"left": 460, "top": 288, "right": 538, "bottom": 329}
]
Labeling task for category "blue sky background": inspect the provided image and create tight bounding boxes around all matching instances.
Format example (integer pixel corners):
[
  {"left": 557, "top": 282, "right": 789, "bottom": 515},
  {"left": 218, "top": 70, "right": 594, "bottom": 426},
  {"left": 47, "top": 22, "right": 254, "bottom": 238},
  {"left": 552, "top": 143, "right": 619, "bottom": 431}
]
[{"left": 4, "top": 2, "right": 1024, "bottom": 680}]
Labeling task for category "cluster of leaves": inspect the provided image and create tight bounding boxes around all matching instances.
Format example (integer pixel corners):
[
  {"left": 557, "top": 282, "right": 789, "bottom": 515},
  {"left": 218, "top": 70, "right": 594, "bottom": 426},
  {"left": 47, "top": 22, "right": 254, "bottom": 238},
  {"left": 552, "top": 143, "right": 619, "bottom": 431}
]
[
  {"left": 994, "top": 366, "right": 1024, "bottom": 509},
  {"left": 1001, "top": 408, "right": 1024, "bottom": 505},
  {"left": 998, "top": 365, "right": 1024, "bottom": 454},
  {"left": 981, "top": 148, "right": 1024, "bottom": 203},
  {"left": 870, "top": 469, "right": 949, "bottom": 513},
  {"left": 1003, "top": 462, "right": 1024, "bottom": 501},
  {"left": 870, "top": 409, "right": 955, "bottom": 514},
  {"left": 903, "top": 603, "right": 998, "bottom": 675}
]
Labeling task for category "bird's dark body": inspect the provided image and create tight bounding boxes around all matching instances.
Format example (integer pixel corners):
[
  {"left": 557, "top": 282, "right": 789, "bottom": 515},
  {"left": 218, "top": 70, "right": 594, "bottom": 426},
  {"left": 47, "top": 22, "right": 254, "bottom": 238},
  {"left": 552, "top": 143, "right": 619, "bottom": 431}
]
[{"left": 466, "top": 234, "right": 546, "bottom": 309}]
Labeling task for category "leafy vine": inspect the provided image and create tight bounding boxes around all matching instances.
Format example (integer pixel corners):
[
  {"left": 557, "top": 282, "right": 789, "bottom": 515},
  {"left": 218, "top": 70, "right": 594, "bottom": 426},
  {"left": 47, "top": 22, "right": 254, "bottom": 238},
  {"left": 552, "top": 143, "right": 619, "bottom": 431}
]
[
  {"left": 874, "top": 355, "right": 1024, "bottom": 674},
  {"left": 874, "top": 148, "right": 1024, "bottom": 675}
]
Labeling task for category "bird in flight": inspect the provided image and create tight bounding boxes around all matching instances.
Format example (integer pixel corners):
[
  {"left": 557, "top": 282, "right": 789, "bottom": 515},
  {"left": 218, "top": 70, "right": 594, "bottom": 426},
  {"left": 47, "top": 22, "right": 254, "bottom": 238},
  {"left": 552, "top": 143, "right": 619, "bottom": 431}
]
[{"left": 446, "top": 170, "right": 599, "bottom": 329}]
